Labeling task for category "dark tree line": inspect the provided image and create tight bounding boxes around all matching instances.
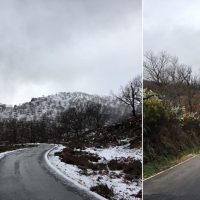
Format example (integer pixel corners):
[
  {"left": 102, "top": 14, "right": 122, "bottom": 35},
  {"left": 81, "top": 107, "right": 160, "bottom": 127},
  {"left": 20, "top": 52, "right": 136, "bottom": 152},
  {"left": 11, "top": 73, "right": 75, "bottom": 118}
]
[{"left": 0, "top": 98, "right": 131, "bottom": 144}]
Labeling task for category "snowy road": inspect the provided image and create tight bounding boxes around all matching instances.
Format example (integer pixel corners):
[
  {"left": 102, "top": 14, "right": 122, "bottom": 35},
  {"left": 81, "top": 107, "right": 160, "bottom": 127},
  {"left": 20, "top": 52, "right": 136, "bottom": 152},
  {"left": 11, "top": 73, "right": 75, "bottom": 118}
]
[
  {"left": 143, "top": 154, "right": 200, "bottom": 199},
  {"left": 0, "top": 144, "right": 100, "bottom": 200}
]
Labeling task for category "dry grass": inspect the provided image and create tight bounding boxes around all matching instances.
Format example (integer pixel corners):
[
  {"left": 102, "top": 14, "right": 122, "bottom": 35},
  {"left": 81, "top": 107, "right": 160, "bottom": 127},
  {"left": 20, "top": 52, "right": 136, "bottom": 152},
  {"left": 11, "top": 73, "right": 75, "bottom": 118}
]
[
  {"left": 55, "top": 147, "right": 107, "bottom": 171},
  {"left": 169, "top": 153, "right": 197, "bottom": 169}
]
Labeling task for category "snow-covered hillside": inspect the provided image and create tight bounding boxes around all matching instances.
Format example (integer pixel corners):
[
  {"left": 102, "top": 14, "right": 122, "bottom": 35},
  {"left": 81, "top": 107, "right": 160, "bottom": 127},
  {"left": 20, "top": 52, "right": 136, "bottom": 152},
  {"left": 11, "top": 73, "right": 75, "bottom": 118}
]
[{"left": 0, "top": 92, "right": 130, "bottom": 121}]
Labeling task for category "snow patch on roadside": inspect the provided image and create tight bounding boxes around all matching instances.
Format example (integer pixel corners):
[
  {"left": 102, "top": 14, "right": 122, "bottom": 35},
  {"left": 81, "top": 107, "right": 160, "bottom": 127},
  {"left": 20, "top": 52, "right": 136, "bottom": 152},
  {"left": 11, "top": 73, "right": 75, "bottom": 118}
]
[
  {"left": 45, "top": 145, "right": 107, "bottom": 200},
  {"left": 46, "top": 145, "right": 142, "bottom": 200}
]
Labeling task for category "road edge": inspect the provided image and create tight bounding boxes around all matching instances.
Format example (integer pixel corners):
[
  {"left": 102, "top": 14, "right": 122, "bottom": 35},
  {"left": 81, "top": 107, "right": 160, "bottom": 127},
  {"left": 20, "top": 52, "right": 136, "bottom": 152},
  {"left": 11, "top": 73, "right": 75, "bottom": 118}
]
[{"left": 144, "top": 154, "right": 200, "bottom": 181}]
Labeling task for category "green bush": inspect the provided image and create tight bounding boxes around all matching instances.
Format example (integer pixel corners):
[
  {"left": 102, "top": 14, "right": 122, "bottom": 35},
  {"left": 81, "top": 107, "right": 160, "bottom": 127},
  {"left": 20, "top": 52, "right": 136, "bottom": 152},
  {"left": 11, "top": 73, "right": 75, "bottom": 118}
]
[{"left": 144, "top": 97, "right": 169, "bottom": 132}]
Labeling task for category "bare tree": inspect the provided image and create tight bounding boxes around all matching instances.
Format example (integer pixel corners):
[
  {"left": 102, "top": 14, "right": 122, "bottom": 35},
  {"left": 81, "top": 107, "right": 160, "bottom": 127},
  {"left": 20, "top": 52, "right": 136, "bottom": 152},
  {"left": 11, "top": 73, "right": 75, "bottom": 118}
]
[
  {"left": 144, "top": 50, "right": 200, "bottom": 112},
  {"left": 143, "top": 51, "right": 179, "bottom": 97},
  {"left": 177, "top": 65, "right": 199, "bottom": 112},
  {"left": 143, "top": 51, "right": 174, "bottom": 84},
  {"left": 112, "top": 75, "right": 142, "bottom": 117}
]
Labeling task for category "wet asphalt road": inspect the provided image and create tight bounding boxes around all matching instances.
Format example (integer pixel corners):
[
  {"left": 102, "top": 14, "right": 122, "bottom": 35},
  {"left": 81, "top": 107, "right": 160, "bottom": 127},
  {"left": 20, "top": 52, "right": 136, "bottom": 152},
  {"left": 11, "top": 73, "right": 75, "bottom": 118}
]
[
  {"left": 144, "top": 155, "right": 200, "bottom": 200},
  {"left": 0, "top": 144, "right": 99, "bottom": 200}
]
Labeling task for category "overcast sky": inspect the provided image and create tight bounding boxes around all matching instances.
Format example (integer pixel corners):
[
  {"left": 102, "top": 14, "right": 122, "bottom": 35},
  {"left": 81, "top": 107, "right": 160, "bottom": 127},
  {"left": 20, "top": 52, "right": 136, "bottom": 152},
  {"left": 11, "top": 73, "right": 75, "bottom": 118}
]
[
  {"left": 0, "top": 0, "right": 142, "bottom": 105},
  {"left": 144, "top": 0, "right": 200, "bottom": 75}
]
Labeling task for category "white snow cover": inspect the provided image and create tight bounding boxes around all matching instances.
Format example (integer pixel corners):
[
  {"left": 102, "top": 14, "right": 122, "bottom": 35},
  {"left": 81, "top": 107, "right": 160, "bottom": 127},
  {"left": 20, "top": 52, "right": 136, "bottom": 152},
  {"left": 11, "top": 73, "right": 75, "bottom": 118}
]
[
  {"left": 47, "top": 145, "right": 142, "bottom": 200},
  {"left": 0, "top": 92, "right": 129, "bottom": 121},
  {"left": 83, "top": 146, "right": 142, "bottom": 161}
]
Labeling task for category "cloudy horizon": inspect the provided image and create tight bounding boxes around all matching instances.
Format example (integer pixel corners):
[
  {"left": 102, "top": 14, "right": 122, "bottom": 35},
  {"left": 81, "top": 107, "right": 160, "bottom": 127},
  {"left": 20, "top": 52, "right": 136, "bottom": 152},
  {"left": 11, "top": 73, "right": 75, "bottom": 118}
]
[{"left": 0, "top": 0, "right": 142, "bottom": 105}]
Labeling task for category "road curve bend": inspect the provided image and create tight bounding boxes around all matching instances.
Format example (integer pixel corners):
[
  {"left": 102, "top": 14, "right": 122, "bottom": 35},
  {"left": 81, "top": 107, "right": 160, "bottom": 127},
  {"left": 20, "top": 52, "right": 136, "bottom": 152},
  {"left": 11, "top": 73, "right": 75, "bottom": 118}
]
[{"left": 0, "top": 144, "right": 100, "bottom": 200}]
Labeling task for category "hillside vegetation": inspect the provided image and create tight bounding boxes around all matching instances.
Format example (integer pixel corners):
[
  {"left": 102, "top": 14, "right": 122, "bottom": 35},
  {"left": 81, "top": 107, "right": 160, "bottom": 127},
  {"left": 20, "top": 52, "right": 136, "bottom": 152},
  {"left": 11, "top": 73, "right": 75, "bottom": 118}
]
[{"left": 143, "top": 51, "right": 200, "bottom": 178}]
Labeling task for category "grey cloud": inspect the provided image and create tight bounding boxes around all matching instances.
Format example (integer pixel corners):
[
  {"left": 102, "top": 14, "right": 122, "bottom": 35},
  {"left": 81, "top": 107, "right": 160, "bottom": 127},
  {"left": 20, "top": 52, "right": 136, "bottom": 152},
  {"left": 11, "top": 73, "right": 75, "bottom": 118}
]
[
  {"left": 144, "top": 0, "right": 200, "bottom": 73},
  {"left": 0, "top": 0, "right": 142, "bottom": 104}
]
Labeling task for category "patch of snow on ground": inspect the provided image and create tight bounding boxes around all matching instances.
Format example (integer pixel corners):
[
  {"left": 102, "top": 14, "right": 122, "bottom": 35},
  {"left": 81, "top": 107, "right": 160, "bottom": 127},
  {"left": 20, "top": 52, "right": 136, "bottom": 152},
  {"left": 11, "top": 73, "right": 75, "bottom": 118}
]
[
  {"left": 47, "top": 145, "right": 142, "bottom": 200},
  {"left": 84, "top": 146, "right": 142, "bottom": 161}
]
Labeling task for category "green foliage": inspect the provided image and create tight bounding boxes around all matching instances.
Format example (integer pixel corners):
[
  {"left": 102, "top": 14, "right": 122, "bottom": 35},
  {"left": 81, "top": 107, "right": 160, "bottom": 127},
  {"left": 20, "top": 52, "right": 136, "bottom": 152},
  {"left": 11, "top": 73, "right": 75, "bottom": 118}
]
[
  {"left": 171, "top": 106, "right": 185, "bottom": 121},
  {"left": 143, "top": 88, "right": 165, "bottom": 102},
  {"left": 187, "top": 112, "right": 199, "bottom": 120},
  {"left": 144, "top": 91, "right": 169, "bottom": 132}
]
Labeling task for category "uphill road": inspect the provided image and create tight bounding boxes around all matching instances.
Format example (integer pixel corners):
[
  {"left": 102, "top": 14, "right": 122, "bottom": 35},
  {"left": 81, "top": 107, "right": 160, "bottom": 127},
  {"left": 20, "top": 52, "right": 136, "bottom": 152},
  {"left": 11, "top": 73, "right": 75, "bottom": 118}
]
[
  {"left": 144, "top": 154, "right": 200, "bottom": 200},
  {"left": 0, "top": 144, "right": 100, "bottom": 200}
]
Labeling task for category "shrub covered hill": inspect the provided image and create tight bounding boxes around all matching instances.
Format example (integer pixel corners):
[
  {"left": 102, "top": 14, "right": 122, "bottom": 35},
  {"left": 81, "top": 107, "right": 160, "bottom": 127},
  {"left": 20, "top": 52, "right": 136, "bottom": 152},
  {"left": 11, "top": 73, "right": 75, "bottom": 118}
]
[
  {"left": 0, "top": 92, "right": 132, "bottom": 144},
  {"left": 64, "top": 115, "right": 141, "bottom": 149},
  {"left": 0, "top": 92, "right": 129, "bottom": 121},
  {"left": 143, "top": 80, "right": 200, "bottom": 178}
]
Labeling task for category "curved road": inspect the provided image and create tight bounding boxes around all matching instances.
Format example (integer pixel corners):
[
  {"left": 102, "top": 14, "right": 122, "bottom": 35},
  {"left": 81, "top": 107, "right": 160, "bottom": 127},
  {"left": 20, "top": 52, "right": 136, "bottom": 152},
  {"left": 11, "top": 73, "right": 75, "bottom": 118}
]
[
  {"left": 0, "top": 144, "right": 100, "bottom": 200},
  {"left": 144, "top": 155, "right": 200, "bottom": 199}
]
